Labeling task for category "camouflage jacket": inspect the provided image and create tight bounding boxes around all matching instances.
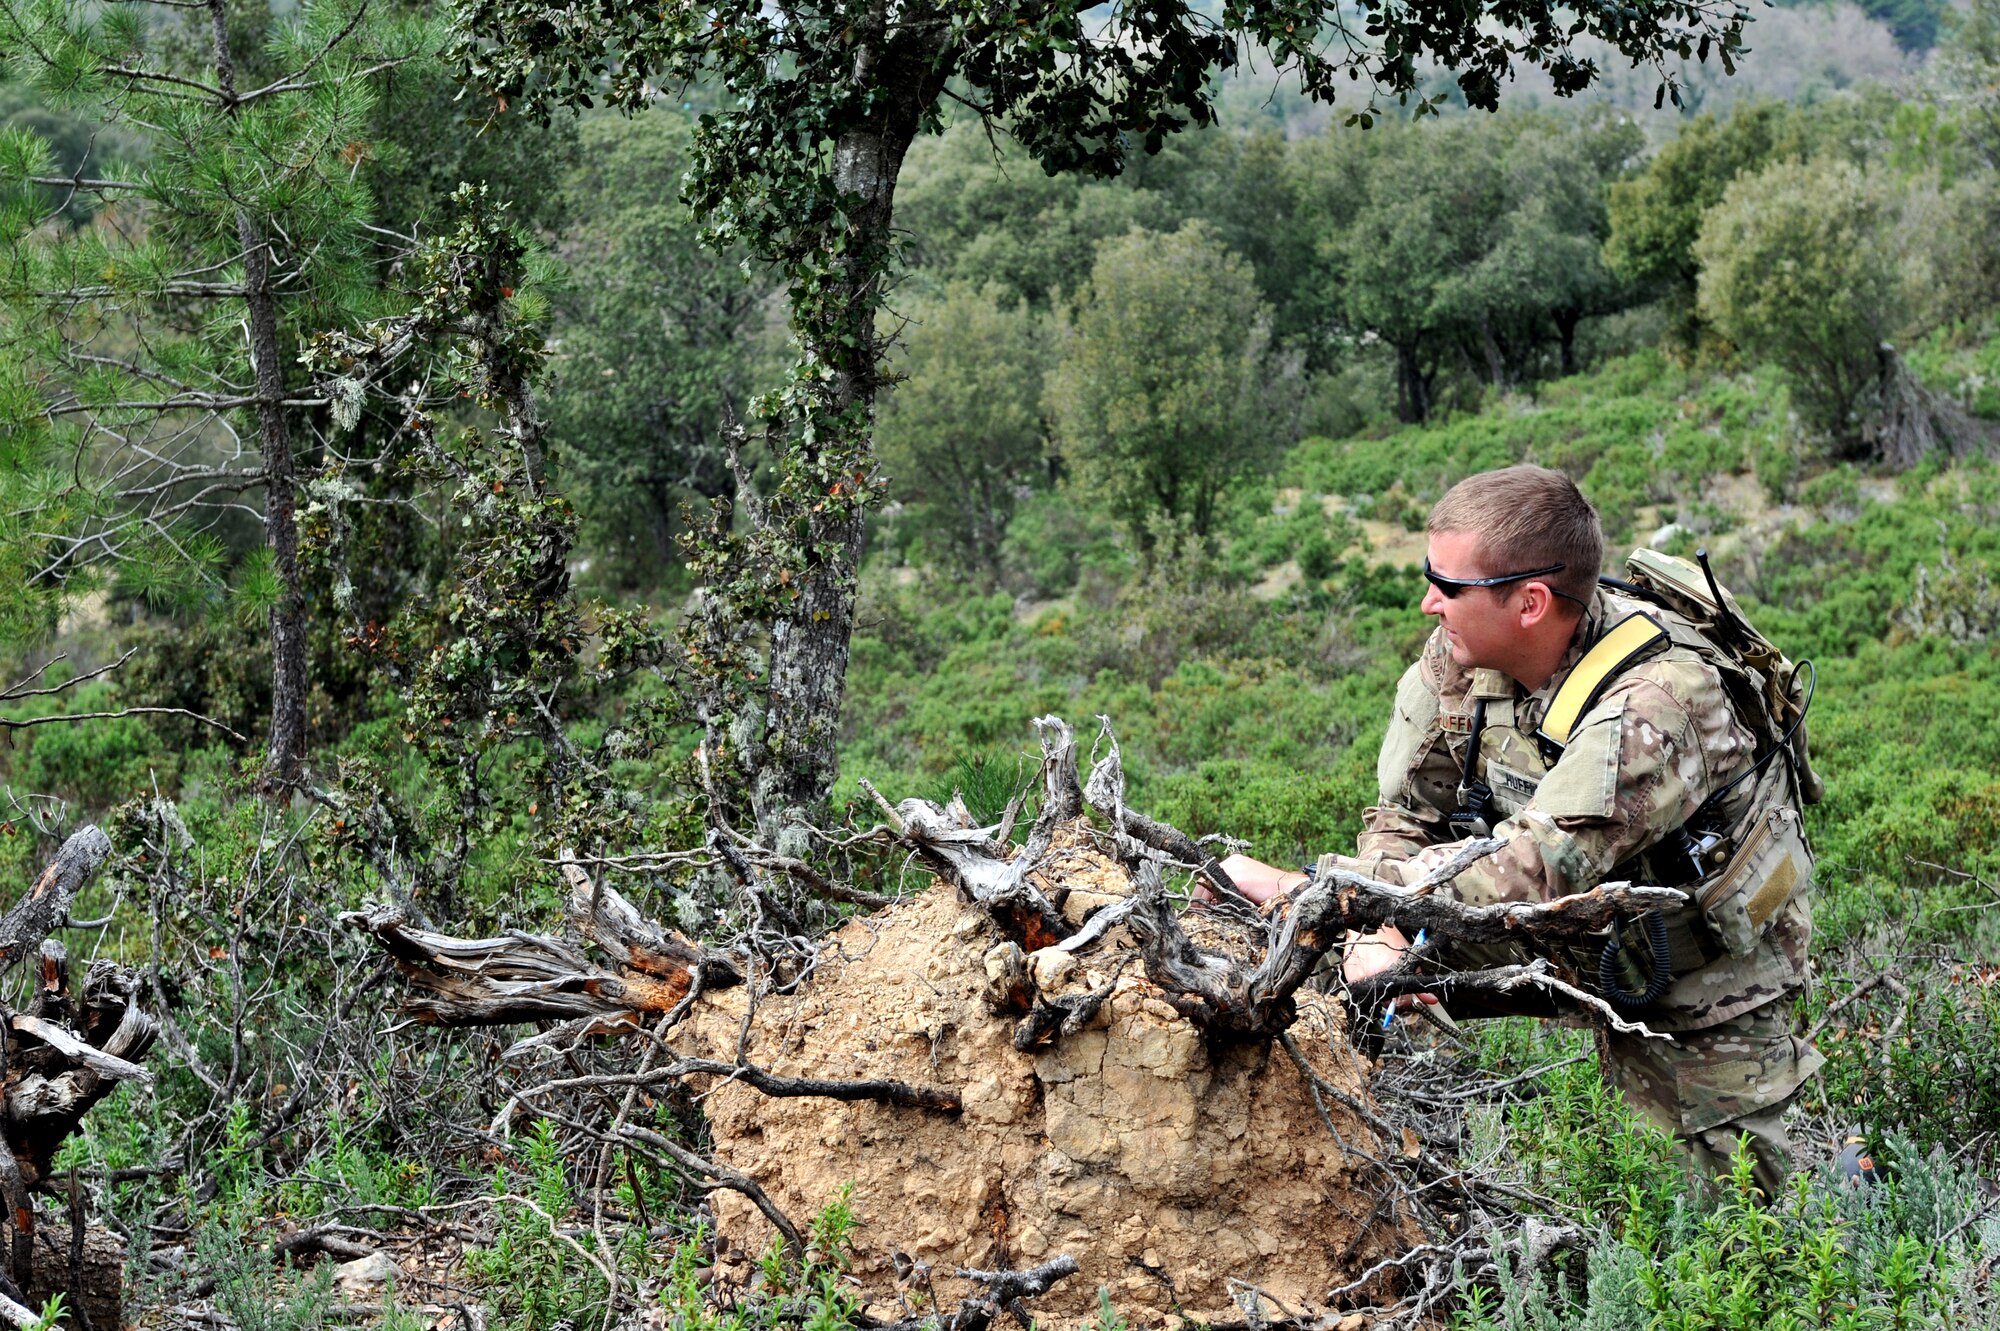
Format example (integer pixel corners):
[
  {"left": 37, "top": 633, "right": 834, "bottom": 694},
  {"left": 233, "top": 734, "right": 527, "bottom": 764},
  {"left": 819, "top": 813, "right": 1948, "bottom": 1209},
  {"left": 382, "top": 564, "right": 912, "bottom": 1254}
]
[{"left": 1352, "top": 588, "right": 1812, "bottom": 1032}]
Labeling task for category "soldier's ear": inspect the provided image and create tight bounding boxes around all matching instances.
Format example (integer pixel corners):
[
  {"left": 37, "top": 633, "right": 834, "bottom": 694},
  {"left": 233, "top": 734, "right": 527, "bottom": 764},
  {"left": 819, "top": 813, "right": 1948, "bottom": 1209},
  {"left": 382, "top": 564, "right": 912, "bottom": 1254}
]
[{"left": 1515, "top": 581, "right": 1560, "bottom": 628}]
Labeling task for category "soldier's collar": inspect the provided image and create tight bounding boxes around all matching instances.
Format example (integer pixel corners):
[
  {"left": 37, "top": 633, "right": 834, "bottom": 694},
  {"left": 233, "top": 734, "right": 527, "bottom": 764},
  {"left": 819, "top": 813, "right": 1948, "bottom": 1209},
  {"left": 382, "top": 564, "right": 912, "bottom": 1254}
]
[{"left": 1562, "top": 591, "right": 1612, "bottom": 669}]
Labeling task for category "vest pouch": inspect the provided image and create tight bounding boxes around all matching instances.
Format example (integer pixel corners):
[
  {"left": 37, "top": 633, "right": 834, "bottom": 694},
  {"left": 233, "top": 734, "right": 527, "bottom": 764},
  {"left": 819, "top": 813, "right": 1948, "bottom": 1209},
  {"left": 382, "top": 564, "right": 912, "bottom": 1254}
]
[{"left": 1698, "top": 805, "right": 1811, "bottom": 956}]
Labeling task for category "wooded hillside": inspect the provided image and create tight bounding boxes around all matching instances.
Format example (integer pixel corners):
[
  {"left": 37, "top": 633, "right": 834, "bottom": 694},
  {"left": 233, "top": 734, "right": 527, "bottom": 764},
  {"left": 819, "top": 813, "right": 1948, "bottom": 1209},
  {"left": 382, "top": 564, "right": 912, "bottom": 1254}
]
[{"left": 1, "top": 0, "right": 1999, "bottom": 1326}]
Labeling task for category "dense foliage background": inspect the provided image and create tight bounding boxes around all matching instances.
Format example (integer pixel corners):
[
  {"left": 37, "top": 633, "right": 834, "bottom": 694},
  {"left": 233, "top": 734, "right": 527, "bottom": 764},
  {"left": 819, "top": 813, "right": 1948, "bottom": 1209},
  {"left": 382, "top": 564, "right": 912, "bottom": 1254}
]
[{"left": 3, "top": 0, "right": 2000, "bottom": 1326}]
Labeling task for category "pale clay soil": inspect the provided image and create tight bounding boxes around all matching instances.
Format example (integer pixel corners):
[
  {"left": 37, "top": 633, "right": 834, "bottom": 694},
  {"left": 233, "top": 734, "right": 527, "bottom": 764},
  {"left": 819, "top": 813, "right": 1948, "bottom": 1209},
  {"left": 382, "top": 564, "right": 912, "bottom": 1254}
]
[{"left": 685, "top": 827, "right": 1415, "bottom": 1328}]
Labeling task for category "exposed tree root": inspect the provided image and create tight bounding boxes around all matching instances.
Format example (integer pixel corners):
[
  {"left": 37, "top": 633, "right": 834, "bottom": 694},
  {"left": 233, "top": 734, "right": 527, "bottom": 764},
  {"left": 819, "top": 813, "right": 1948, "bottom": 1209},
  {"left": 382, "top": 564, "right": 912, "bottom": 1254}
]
[{"left": 346, "top": 713, "right": 1684, "bottom": 1327}]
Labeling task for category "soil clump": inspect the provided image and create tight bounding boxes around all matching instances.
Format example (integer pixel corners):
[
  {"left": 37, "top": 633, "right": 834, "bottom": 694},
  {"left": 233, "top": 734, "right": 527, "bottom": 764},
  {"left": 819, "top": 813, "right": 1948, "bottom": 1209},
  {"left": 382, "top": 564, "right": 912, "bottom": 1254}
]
[{"left": 688, "top": 826, "right": 1413, "bottom": 1327}]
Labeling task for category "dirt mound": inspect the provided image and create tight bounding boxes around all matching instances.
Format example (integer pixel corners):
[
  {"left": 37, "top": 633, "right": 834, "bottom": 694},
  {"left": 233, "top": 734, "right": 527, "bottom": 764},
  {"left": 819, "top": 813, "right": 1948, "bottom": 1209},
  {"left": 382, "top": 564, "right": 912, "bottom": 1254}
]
[{"left": 690, "top": 832, "right": 1412, "bottom": 1327}]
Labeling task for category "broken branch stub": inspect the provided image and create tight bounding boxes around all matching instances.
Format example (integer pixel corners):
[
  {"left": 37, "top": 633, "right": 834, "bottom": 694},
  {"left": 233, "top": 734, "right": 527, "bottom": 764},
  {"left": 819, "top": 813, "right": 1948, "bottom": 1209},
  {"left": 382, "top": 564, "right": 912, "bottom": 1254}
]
[
  {"left": 341, "top": 858, "right": 744, "bottom": 1034},
  {"left": 882, "top": 717, "right": 1086, "bottom": 952},
  {"left": 0, "top": 827, "right": 161, "bottom": 1329},
  {"left": 0, "top": 826, "right": 110, "bottom": 968}
]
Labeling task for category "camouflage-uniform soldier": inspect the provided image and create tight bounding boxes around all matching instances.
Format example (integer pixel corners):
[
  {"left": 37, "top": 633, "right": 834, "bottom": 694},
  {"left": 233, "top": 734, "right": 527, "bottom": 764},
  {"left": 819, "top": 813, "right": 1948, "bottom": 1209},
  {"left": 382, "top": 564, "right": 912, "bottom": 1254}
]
[{"left": 1224, "top": 466, "right": 1821, "bottom": 1194}]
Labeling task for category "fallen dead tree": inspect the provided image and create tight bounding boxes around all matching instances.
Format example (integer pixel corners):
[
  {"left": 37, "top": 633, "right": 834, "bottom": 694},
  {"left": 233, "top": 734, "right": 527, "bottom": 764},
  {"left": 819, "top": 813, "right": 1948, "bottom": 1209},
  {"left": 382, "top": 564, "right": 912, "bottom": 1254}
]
[
  {"left": 0, "top": 826, "right": 162, "bottom": 1331},
  {"left": 873, "top": 719, "right": 1688, "bottom": 1044},
  {"left": 346, "top": 716, "right": 1691, "bottom": 1327}
]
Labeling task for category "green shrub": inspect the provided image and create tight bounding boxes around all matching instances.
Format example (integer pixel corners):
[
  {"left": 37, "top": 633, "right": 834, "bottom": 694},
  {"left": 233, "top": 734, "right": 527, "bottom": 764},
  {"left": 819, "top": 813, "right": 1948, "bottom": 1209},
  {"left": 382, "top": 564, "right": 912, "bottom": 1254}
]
[
  {"left": 1810, "top": 964, "right": 2000, "bottom": 1151},
  {"left": 1453, "top": 1142, "right": 1996, "bottom": 1329},
  {"left": 466, "top": 1119, "right": 609, "bottom": 1331}
]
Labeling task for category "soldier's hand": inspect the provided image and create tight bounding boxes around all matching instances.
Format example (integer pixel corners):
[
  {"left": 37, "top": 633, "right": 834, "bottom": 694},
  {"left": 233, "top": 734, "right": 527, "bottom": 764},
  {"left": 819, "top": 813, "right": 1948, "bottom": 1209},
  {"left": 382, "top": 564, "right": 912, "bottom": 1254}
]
[
  {"left": 1343, "top": 925, "right": 1438, "bottom": 1007},
  {"left": 1199, "top": 854, "right": 1306, "bottom": 908}
]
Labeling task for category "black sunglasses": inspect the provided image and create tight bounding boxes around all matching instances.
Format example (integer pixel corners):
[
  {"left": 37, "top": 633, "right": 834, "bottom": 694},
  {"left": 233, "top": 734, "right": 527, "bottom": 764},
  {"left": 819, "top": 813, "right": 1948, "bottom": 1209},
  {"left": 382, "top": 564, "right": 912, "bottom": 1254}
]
[{"left": 1422, "top": 558, "right": 1568, "bottom": 599}]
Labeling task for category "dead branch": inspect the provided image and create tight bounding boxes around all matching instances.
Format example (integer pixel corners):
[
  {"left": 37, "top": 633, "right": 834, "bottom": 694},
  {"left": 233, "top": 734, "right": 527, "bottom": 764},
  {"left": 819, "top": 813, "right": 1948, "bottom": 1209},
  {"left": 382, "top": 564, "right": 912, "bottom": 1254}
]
[
  {"left": 559, "top": 859, "right": 743, "bottom": 991},
  {"left": 0, "top": 652, "right": 136, "bottom": 705},
  {"left": 0, "top": 1288, "right": 34, "bottom": 1331},
  {"left": 343, "top": 903, "right": 691, "bottom": 1026},
  {"left": 1080, "top": 720, "right": 1251, "bottom": 909},
  {"left": 669, "top": 1058, "right": 961, "bottom": 1113},
  {"left": 1805, "top": 970, "right": 1908, "bottom": 1044},
  {"left": 881, "top": 719, "right": 1082, "bottom": 952},
  {"left": 341, "top": 855, "right": 743, "bottom": 1031},
  {"left": 352, "top": 710, "right": 1687, "bottom": 1055},
  {"left": 616, "top": 1123, "right": 807, "bottom": 1259},
  {"left": 872, "top": 1255, "right": 1080, "bottom": 1331},
  {"left": 185, "top": 1227, "right": 379, "bottom": 1298},
  {"left": 1351, "top": 960, "right": 1673, "bottom": 1040},
  {"left": 0, "top": 707, "right": 248, "bottom": 741},
  {"left": 0, "top": 827, "right": 112, "bottom": 969},
  {"left": 878, "top": 717, "right": 1691, "bottom": 1041},
  {"left": 1115, "top": 841, "right": 1687, "bottom": 1039}
]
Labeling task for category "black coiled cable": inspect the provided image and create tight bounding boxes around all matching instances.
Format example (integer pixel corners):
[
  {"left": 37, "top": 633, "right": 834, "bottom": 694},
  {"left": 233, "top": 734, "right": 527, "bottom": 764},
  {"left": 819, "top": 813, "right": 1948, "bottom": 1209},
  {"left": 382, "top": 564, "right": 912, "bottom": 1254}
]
[{"left": 1598, "top": 911, "right": 1674, "bottom": 1008}]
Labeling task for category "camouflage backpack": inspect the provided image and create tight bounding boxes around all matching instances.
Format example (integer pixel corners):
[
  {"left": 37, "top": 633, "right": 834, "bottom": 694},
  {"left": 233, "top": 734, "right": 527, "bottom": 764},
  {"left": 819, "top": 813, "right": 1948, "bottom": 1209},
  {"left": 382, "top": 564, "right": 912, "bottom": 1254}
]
[{"left": 1613, "top": 547, "right": 1822, "bottom": 808}]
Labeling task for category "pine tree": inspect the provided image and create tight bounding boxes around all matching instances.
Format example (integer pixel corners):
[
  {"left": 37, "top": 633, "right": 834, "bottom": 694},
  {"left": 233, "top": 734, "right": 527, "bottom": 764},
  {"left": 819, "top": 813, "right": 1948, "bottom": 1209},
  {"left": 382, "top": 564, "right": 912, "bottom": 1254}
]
[{"left": 0, "top": 0, "right": 426, "bottom": 785}]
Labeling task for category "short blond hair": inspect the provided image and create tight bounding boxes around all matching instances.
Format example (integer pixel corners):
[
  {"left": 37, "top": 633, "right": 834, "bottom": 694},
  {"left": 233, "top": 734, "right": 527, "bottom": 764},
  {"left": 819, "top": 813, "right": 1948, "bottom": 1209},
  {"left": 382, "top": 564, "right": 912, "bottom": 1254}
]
[{"left": 1428, "top": 466, "right": 1603, "bottom": 602}]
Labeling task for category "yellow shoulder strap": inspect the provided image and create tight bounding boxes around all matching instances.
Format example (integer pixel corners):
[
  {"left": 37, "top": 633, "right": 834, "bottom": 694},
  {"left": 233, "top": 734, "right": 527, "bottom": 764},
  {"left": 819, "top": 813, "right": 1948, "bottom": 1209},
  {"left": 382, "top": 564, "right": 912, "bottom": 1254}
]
[{"left": 1536, "top": 613, "right": 1669, "bottom": 751}]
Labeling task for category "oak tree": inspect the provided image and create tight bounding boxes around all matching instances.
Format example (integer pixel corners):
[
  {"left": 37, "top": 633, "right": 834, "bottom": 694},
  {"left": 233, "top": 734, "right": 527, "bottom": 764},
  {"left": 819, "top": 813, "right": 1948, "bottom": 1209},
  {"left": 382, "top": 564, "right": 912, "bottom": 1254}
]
[
  {"left": 875, "top": 282, "right": 1049, "bottom": 580},
  {"left": 1047, "top": 222, "right": 1285, "bottom": 542},
  {"left": 450, "top": 0, "right": 1756, "bottom": 841}
]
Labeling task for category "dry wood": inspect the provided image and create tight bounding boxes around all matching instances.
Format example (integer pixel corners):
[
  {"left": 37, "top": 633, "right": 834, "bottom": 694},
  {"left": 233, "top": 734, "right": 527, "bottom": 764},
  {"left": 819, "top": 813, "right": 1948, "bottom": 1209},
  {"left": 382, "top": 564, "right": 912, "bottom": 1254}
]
[
  {"left": 0, "top": 828, "right": 111, "bottom": 970},
  {"left": 945, "top": 1255, "right": 1080, "bottom": 1331},
  {"left": 560, "top": 859, "right": 743, "bottom": 992},
  {"left": 893, "top": 717, "right": 1694, "bottom": 1040},
  {"left": 9, "top": 1016, "right": 150, "bottom": 1086},
  {"left": 357, "top": 712, "right": 1693, "bottom": 1055},
  {"left": 881, "top": 719, "right": 1078, "bottom": 952},
  {"left": 345, "top": 855, "right": 748, "bottom": 1033},
  {"left": 0, "top": 826, "right": 166, "bottom": 1329},
  {"left": 667, "top": 1058, "right": 961, "bottom": 1113},
  {"left": 345, "top": 904, "right": 689, "bottom": 1026},
  {"left": 616, "top": 1124, "right": 807, "bottom": 1258},
  {"left": 1079, "top": 723, "right": 1251, "bottom": 908},
  {"left": 869, "top": 1255, "right": 1082, "bottom": 1331},
  {"left": 348, "top": 869, "right": 968, "bottom": 1115}
]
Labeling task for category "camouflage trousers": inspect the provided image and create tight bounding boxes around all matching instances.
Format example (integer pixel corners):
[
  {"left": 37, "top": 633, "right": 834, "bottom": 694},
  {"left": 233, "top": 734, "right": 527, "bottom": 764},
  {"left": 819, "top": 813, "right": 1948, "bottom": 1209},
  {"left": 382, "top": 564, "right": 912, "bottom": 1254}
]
[
  {"left": 1603, "top": 1001, "right": 1823, "bottom": 1199},
  {"left": 1403, "top": 941, "right": 1823, "bottom": 1196}
]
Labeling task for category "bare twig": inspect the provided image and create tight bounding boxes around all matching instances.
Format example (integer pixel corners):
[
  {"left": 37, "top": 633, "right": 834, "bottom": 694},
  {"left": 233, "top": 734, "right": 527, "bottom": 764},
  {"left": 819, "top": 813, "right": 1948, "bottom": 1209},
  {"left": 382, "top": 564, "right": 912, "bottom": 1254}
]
[
  {"left": 0, "top": 651, "right": 135, "bottom": 704},
  {"left": 0, "top": 707, "right": 247, "bottom": 741}
]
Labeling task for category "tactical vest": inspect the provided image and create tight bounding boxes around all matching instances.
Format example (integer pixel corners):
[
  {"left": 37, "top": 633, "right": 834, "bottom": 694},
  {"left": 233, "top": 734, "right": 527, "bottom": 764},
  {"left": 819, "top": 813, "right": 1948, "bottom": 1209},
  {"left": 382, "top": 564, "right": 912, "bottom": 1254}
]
[{"left": 1453, "top": 589, "right": 1814, "bottom": 997}]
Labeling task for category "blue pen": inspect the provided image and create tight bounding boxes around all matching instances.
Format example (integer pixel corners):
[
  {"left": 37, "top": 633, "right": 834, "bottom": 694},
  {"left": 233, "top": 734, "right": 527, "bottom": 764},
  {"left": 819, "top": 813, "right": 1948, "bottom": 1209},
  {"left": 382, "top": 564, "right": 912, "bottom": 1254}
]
[{"left": 1382, "top": 929, "right": 1430, "bottom": 1027}]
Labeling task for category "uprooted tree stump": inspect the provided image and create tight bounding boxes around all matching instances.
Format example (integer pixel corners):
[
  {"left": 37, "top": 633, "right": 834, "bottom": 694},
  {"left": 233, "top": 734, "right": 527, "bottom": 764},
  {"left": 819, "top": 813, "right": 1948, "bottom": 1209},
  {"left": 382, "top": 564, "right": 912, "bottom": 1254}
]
[
  {"left": 679, "top": 850, "right": 1413, "bottom": 1325},
  {"left": 0, "top": 826, "right": 160, "bottom": 1330},
  {"left": 349, "top": 716, "right": 1692, "bottom": 1327}
]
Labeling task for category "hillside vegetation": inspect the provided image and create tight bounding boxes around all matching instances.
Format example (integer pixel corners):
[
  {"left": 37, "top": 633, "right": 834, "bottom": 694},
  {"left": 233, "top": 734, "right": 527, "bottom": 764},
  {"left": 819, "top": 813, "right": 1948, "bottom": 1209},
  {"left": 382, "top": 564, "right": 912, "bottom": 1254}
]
[{"left": 2, "top": 0, "right": 2000, "bottom": 1324}]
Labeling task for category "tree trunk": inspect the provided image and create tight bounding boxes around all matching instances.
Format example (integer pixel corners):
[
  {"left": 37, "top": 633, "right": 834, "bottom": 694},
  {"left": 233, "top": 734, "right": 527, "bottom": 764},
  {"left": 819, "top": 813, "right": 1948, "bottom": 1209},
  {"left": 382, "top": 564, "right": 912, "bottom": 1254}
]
[
  {"left": 208, "top": 0, "right": 308, "bottom": 788},
  {"left": 750, "top": 30, "right": 944, "bottom": 844},
  {"left": 241, "top": 214, "right": 309, "bottom": 789},
  {"left": 2, "top": 1209, "right": 122, "bottom": 1331},
  {"left": 1863, "top": 342, "right": 1991, "bottom": 470},
  {"left": 1554, "top": 308, "right": 1581, "bottom": 377},
  {"left": 1396, "top": 342, "right": 1430, "bottom": 424}
]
